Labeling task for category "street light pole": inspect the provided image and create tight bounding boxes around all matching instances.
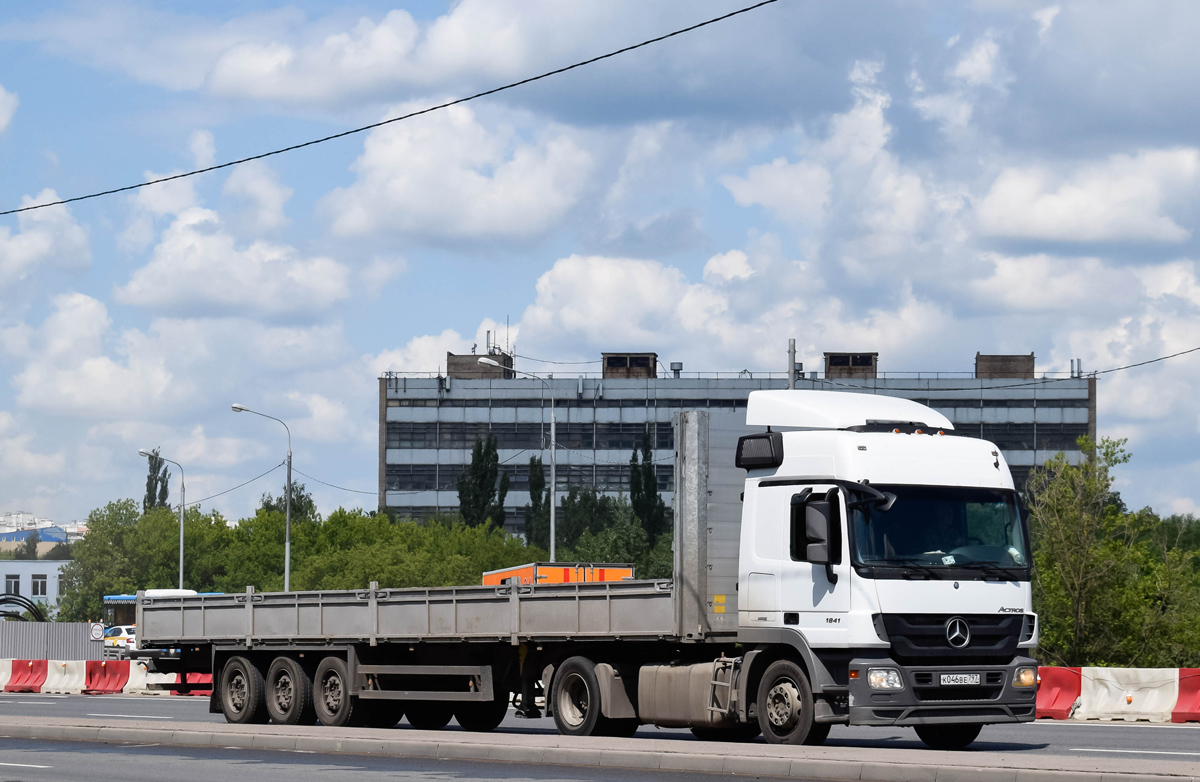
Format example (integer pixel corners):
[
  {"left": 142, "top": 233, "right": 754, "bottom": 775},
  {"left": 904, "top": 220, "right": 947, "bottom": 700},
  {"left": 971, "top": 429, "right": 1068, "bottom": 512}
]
[
  {"left": 139, "top": 449, "right": 185, "bottom": 590},
  {"left": 231, "top": 404, "right": 293, "bottom": 591},
  {"left": 479, "top": 358, "right": 556, "bottom": 561}
]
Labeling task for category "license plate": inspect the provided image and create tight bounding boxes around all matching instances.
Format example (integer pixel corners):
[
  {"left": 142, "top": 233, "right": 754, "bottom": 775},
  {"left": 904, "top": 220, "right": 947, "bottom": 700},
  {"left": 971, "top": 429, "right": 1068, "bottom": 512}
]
[{"left": 940, "top": 673, "right": 980, "bottom": 686}]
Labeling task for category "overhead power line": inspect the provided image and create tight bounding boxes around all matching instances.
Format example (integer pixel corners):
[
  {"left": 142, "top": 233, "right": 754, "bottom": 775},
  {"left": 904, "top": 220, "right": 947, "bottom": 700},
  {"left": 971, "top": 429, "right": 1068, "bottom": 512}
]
[
  {"left": 186, "top": 461, "right": 284, "bottom": 507},
  {"left": 292, "top": 466, "right": 375, "bottom": 495},
  {"left": 0, "top": 0, "right": 781, "bottom": 218}
]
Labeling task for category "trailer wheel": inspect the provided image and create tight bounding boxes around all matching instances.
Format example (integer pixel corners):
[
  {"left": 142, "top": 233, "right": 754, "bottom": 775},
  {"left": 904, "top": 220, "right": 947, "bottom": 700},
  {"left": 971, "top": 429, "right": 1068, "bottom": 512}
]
[
  {"left": 362, "top": 700, "right": 405, "bottom": 729},
  {"left": 552, "top": 656, "right": 605, "bottom": 736},
  {"left": 455, "top": 692, "right": 509, "bottom": 732},
  {"left": 220, "top": 656, "right": 268, "bottom": 724},
  {"left": 755, "top": 659, "right": 816, "bottom": 745},
  {"left": 313, "top": 656, "right": 361, "bottom": 727},
  {"left": 265, "top": 656, "right": 315, "bottom": 725},
  {"left": 914, "top": 723, "right": 981, "bottom": 750},
  {"left": 405, "top": 702, "right": 454, "bottom": 730}
]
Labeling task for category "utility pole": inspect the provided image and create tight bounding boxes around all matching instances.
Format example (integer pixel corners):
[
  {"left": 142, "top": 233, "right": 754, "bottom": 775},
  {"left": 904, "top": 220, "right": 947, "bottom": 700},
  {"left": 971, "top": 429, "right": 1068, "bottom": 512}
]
[{"left": 788, "top": 338, "right": 796, "bottom": 389}]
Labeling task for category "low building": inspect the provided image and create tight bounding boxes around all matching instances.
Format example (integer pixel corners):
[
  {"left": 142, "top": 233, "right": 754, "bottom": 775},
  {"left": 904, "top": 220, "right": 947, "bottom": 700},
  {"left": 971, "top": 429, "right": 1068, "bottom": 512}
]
[{"left": 1, "top": 560, "right": 70, "bottom": 612}]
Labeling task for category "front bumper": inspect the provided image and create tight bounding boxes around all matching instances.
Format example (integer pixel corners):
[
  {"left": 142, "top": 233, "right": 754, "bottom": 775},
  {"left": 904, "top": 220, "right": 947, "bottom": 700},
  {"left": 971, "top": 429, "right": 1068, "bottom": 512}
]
[{"left": 847, "top": 656, "right": 1038, "bottom": 726}]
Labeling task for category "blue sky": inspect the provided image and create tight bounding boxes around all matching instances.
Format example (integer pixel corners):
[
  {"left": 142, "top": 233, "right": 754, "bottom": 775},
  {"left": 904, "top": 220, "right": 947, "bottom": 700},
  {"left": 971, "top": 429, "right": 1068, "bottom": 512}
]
[{"left": 2, "top": 0, "right": 1200, "bottom": 522}]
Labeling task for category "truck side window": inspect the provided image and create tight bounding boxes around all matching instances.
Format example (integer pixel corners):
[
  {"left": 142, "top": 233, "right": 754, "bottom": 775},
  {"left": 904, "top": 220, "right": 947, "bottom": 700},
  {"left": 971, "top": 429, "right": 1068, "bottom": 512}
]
[{"left": 790, "top": 488, "right": 842, "bottom": 564}]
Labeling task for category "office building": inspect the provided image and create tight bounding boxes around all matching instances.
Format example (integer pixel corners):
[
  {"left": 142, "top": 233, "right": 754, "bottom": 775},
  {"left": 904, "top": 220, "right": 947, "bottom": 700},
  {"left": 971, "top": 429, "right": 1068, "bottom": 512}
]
[{"left": 379, "top": 350, "right": 1095, "bottom": 535}]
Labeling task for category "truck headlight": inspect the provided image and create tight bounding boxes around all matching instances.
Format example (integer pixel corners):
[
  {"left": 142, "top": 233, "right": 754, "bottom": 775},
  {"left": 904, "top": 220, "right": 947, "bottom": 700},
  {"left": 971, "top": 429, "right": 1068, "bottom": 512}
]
[
  {"left": 867, "top": 668, "right": 904, "bottom": 690},
  {"left": 1013, "top": 666, "right": 1037, "bottom": 688}
]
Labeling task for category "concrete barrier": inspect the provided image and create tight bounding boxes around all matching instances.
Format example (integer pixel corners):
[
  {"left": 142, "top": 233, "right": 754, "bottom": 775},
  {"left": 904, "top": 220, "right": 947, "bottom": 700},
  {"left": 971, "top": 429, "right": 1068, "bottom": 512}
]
[
  {"left": 1074, "top": 667, "right": 1178, "bottom": 722},
  {"left": 124, "top": 661, "right": 176, "bottom": 695},
  {"left": 0, "top": 659, "right": 12, "bottom": 690},
  {"left": 1171, "top": 668, "right": 1200, "bottom": 723},
  {"left": 85, "top": 660, "right": 130, "bottom": 694},
  {"left": 5, "top": 659, "right": 47, "bottom": 692},
  {"left": 1036, "top": 666, "right": 1081, "bottom": 719},
  {"left": 43, "top": 659, "right": 86, "bottom": 694}
]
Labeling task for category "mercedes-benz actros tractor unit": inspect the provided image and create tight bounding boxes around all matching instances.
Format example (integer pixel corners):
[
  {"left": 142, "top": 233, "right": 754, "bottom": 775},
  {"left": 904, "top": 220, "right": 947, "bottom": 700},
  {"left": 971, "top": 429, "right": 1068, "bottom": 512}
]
[{"left": 138, "top": 390, "right": 1037, "bottom": 750}]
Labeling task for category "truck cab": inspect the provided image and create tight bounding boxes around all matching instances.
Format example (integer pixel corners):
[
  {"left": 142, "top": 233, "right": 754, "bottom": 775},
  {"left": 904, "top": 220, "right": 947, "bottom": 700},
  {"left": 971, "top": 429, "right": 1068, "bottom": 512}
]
[{"left": 731, "top": 390, "right": 1038, "bottom": 748}]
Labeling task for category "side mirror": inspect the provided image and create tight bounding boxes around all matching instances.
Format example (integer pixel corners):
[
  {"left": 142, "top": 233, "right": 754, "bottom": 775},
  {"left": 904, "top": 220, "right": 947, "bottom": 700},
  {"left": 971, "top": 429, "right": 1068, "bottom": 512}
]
[{"left": 805, "top": 502, "right": 832, "bottom": 564}]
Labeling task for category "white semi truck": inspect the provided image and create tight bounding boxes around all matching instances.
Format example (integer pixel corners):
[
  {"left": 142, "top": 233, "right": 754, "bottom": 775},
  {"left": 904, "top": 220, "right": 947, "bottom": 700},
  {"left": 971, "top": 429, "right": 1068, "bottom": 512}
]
[{"left": 138, "top": 390, "right": 1037, "bottom": 749}]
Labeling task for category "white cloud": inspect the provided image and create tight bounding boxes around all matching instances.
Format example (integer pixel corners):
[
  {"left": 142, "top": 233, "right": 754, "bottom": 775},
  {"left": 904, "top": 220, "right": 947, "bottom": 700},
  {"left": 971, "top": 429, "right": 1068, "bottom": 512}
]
[
  {"left": 360, "top": 257, "right": 407, "bottom": 294},
  {"left": 976, "top": 148, "right": 1200, "bottom": 242},
  {"left": 703, "top": 249, "right": 754, "bottom": 283},
  {"left": 952, "top": 37, "right": 1002, "bottom": 88},
  {"left": 970, "top": 253, "right": 1138, "bottom": 311},
  {"left": 0, "top": 190, "right": 90, "bottom": 287},
  {"left": 321, "top": 104, "right": 593, "bottom": 240},
  {"left": 0, "top": 83, "right": 17, "bottom": 132},
  {"left": 722, "top": 158, "right": 831, "bottom": 226},
  {"left": 286, "top": 392, "right": 369, "bottom": 444},
  {"left": 115, "top": 207, "right": 349, "bottom": 316},
  {"left": 1033, "top": 6, "right": 1061, "bottom": 41},
  {"left": 223, "top": 161, "right": 293, "bottom": 232},
  {"left": 0, "top": 411, "right": 64, "bottom": 477},
  {"left": 190, "top": 129, "right": 215, "bottom": 168},
  {"left": 369, "top": 329, "right": 470, "bottom": 375}
]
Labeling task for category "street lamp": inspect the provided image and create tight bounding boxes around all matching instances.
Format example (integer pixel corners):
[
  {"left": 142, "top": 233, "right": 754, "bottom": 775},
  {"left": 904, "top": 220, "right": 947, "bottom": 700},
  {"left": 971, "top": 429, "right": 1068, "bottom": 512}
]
[
  {"left": 480, "top": 357, "right": 557, "bottom": 562},
  {"left": 139, "top": 449, "right": 186, "bottom": 590},
  {"left": 231, "top": 403, "right": 294, "bottom": 592}
]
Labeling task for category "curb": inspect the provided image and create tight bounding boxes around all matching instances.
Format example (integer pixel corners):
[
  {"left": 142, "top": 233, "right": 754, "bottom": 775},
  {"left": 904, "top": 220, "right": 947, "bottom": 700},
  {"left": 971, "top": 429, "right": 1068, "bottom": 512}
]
[{"left": 1, "top": 722, "right": 1196, "bottom": 782}]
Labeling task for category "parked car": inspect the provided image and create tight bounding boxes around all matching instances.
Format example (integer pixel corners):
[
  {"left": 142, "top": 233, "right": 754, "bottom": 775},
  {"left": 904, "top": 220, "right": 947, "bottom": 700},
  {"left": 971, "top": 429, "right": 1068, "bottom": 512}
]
[{"left": 103, "top": 625, "right": 136, "bottom": 649}]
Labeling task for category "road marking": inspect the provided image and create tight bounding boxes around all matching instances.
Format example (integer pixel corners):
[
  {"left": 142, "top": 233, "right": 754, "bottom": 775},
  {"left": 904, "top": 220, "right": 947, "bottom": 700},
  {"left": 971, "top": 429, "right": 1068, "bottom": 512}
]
[
  {"left": 1072, "top": 748, "right": 1200, "bottom": 757},
  {"left": 121, "top": 744, "right": 160, "bottom": 748},
  {"left": 87, "top": 713, "right": 174, "bottom": 720},
  {"left": 0, "top": 762, "right": 52, "bottom": 769}
]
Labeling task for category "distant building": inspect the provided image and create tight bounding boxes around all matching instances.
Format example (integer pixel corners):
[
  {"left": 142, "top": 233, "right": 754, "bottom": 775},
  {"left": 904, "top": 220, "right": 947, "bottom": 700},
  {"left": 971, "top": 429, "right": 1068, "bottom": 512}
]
[
  {"left": 0, "top": 512, "right": 86, "bottom": 544},
  {"left": 379, "top": 349, "right": 1095, "bottom": 535},
  {"left": 1, "top": 560, "right": 70, "bottom": 610}
]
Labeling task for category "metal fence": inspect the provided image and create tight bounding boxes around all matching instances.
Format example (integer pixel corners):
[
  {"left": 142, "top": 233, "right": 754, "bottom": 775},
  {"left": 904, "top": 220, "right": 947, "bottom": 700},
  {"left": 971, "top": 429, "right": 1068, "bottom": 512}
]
[{"left": 0, "top": 622, "right": 102, "bottom": 660}]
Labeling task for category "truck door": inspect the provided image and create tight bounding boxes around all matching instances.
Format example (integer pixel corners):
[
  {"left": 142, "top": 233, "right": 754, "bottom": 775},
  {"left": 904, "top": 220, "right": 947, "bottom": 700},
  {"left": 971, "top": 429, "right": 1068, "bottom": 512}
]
[{"left": 746, "top": 483, "right": 850, "bottom": 639}]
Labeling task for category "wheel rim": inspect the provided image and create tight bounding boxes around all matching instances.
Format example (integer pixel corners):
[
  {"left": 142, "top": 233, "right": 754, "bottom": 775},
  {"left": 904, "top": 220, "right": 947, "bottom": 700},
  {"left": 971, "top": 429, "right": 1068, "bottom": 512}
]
[
  {"left": 556, "top": 672, "right": 589, "bottom": 729},
  {"left": 274, "top": 671, "right": 294, "bottom": 713},
  {"left": 765, "top": 679, "right": 800, "bottom": 731},
  {"left": 322, "top": 671, "right": 343, "bottom": 715},
  {"left": 228, "top": 670, "right": 248, "bottom": 714}
]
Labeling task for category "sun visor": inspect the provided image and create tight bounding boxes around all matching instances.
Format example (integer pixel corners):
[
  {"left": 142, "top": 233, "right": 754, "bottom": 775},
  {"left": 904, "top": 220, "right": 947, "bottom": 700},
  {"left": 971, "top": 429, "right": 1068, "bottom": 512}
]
[{"left": 745, "top": 390, "right": 954, "bottom": 431}]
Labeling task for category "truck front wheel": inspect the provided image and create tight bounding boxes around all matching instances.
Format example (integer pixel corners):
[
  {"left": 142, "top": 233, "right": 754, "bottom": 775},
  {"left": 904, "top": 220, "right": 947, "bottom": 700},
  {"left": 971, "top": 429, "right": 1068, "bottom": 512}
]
[
  {"left": 914, "top": 723, "right": 982, "bottom": 750},
  {"left": 220, "top": 656, "right": 268, "bottom": 724},
  {"left": 755, "top": 659, "right": 818, "bottom": 745}
]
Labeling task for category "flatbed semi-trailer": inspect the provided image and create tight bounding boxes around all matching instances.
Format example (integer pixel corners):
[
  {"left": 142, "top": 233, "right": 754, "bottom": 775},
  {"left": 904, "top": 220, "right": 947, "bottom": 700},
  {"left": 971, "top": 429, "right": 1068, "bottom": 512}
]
[{"left": 139, "top": 391, "right": 1039, "bottom": 748}]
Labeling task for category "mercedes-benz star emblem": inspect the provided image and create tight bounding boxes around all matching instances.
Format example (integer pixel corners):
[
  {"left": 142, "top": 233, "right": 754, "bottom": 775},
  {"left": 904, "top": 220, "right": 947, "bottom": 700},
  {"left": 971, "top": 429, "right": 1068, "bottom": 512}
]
[{"left": 945, "top": 617, "right": 971, "bottom": 648}]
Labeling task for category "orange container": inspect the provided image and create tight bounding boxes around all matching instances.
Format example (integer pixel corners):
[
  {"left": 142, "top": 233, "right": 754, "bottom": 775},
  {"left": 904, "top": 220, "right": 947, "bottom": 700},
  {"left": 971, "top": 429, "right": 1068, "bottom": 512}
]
[{"left": 482, "top": 562, "right": 634, "bottom": 586}]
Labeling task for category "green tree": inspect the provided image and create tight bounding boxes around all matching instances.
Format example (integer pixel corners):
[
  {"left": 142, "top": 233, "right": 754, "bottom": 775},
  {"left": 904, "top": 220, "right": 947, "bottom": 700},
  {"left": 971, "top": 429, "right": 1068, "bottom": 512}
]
[
  {"left": 523, "top": 456, "right": 550, "bottom": 549},
  {"left": 557, "top": 486, "right": 617, "bottom": 550},
  {"left": 629, "top": 430, "right": 668, "bottom": 543},
  {"left": 143, "top": 448, "right": 170, "bottom": 513},
  {"left": 1028, "top": 437, "right": 1200, "bottom": 666},
  {"left": 43, "top": 541, "right": 74, "bottom": 560},
  {"left": 457, "top": 435, "right": 509, "bottom": 527},
  {"left": 14, "top": 530, "right": 40, "bottom": 560},
  {"left": 259, "top": 482, "right": 319, "bottom": 523},
  {"left": 562, "top": 495, "right": 674, "bottom": 579}
]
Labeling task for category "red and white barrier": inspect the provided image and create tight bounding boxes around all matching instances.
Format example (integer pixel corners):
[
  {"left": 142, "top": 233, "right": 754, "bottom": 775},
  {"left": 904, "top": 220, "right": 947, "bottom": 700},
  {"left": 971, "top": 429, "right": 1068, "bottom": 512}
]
[
  {"left": 123, "top": 661, "right": 176, "bottom": 695},
  {"left": 171, "top": 672, "right": 212, "bottom": 696},
  {"left": 1037, "top": 666, "right": 1200, "bottom": 723},
  {"left": 43, "top": 659, "right": 86, "bottom": 694},
  {"left": 0, "top": 659, "right": 12, "bottom": 690},
  {"left": 84, "top": 660, "right": 130, "bottom": 694},
  {"left": 5, "top": 659, "right": 48, "bottom": 693}
]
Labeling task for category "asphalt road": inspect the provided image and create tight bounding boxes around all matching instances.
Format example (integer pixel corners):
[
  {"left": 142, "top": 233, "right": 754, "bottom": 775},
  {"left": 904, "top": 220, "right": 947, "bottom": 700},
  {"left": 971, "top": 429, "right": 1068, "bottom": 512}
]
[
  {"left": 0, "top": 737, "right": 699, "bottom": 782},
  {"left": 2, "top": 692, "right": 1199, "bottom": 763}
]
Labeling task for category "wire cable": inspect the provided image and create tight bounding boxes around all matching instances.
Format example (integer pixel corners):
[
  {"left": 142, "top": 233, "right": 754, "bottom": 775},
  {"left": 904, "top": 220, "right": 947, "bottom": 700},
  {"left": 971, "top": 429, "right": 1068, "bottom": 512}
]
[
  {"left": 0, "top": 0, "right": 781, "bottom": 218},
  {"left": 292, "top": 466, "right": 375, "bottom": 495},
  {"left": 514, "top": 353, "right": 602, "bottom": 365},
  {"left": 185, "top": 461, "right": 284, "bottom": 507}
]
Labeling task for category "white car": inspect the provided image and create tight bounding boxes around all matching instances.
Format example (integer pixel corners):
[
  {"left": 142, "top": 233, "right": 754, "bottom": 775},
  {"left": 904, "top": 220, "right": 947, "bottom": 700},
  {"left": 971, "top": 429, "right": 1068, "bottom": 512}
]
[{"left": 102, "top": 625, "right": 136, "bottom": 649}]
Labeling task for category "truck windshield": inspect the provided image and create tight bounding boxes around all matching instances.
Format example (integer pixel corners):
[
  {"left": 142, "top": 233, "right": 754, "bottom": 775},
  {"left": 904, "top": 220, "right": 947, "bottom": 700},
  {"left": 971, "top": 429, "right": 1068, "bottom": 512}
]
[{"left": 851, "top": 485, "right": 1028, "bottom": 573}]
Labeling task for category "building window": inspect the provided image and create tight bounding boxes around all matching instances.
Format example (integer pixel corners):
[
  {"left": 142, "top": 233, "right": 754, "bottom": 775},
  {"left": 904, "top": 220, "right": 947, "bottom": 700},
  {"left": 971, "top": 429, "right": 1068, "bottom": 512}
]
[
  {"left": 31, "top": 575, "right": 46, "bottom": 598},
  {"left": 5, "top": 575, "right": 18, "bottom": 595}
]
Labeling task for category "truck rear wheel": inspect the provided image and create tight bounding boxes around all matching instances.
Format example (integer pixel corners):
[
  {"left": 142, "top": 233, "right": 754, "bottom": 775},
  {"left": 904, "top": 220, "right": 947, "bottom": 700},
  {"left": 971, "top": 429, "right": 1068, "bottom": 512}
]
[
  {"left": 265, "top": 656, "right": 315, "bottom": 725},
  {"left": 914, "top": 723, "right": 982, "bottom": 750},
  {"left": 552, "top": 656, "right": 614, "bottom": 736},
  {"left": 362, "top": 700, "right": 405, "bottom": 728},
  {"left": 313, "top": 656, "right": 362, "bottom": 727},
  {"left": 406, "top": 702, "right": 454, "bottom": 730},
  {"left": 755, "top": 659, "right": 817, "bottom": 745},
  {"left": 220, "top": 656, "right": 268, "bottom": 724}
]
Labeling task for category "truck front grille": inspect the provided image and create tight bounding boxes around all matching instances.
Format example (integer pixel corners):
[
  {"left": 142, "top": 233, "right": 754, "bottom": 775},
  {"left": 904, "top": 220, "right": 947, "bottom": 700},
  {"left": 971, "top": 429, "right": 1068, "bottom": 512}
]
[{"left": 882, "top": 614, "right": 1021, "bottom": 664}]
